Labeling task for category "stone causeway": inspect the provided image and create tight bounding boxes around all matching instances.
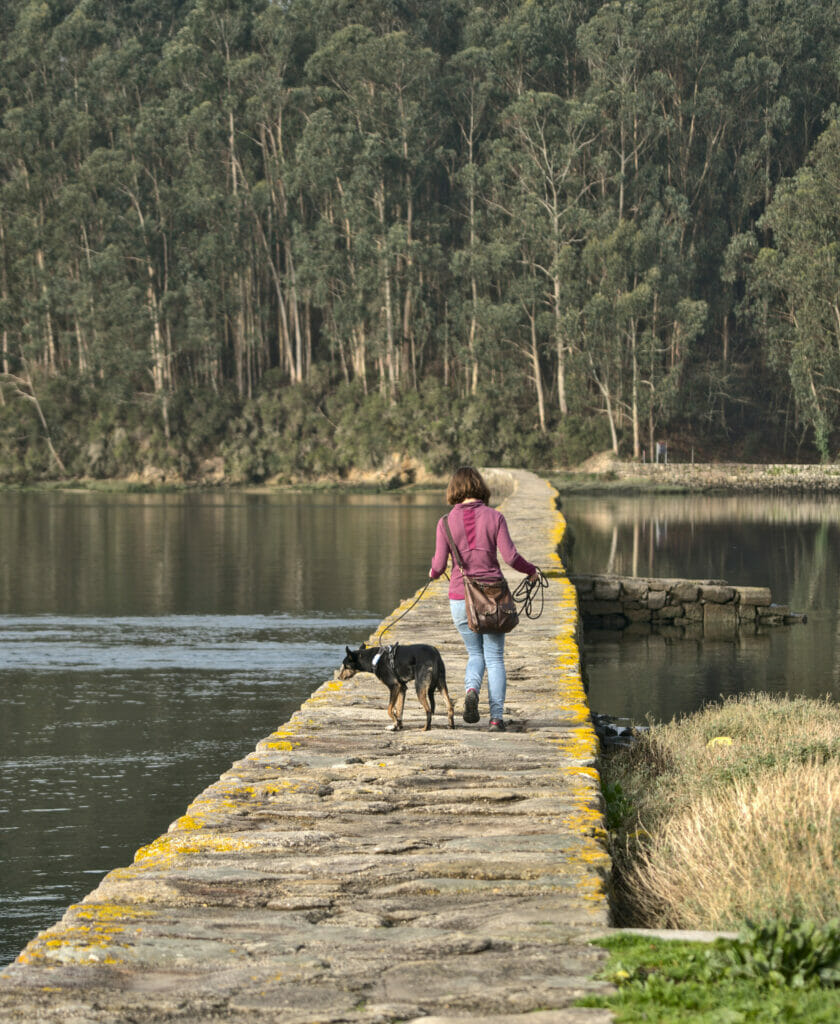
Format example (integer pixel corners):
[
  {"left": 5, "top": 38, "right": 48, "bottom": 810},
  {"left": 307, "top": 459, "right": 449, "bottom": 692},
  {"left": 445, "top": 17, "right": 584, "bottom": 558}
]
[{"left": 0, "top": 469, "right": 613, "bottom": 1024}]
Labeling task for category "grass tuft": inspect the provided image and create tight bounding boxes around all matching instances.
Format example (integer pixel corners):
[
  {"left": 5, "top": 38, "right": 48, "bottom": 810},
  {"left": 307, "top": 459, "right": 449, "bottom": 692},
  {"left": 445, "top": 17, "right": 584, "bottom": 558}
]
[{"left": 603, "top": 693, "right": 840, "bottom": 929}]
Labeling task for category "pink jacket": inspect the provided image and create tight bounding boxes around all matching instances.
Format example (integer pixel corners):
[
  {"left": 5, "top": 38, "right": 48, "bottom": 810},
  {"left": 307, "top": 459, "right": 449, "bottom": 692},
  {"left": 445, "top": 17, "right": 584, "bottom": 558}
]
[{"left": 430, "top": 501, "right": 537, "bottom": 600}]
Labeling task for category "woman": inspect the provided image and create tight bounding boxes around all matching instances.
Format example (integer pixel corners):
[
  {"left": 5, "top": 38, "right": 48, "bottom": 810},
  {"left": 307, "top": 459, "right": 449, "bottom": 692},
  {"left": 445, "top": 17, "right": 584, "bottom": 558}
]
[{"left": 429, "top": 466, "right": 538, "bottom": 732}]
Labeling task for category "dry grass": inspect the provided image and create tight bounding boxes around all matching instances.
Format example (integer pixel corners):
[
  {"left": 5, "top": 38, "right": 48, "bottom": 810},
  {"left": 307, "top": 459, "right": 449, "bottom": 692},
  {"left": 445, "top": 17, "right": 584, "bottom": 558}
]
[{"left": 606, "top": 693, "right": 840, "bottom": 929}]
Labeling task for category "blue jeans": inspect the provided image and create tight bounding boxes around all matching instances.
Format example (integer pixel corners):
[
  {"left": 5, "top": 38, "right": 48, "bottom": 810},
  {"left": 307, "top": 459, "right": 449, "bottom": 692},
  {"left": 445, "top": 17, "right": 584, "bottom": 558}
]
[{"left": 450, "top": 599, "right": 507, "bottom": 721}]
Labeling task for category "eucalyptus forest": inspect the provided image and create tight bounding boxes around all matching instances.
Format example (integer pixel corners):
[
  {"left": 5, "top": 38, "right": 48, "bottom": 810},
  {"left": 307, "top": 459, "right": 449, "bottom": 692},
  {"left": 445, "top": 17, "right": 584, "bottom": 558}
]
[{"left": 2, "top": 0, "right": 840, "bottom": 482}]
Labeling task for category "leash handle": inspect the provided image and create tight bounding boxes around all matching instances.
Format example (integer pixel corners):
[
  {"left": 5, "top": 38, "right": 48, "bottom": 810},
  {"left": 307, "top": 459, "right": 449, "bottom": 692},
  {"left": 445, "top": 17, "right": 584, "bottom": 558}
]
[{"left": 512, "top": 569, "right": 549, "bottom": 620}]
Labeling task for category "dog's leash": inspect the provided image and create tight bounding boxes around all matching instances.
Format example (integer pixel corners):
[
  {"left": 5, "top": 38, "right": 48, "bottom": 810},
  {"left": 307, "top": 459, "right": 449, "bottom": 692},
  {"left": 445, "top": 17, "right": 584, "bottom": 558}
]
[
  {"left": 375, "top": 575, "right": 444, "bottom": 643},
  {"left": 512, "top": 570, "right": 549, "bottom": 620}
]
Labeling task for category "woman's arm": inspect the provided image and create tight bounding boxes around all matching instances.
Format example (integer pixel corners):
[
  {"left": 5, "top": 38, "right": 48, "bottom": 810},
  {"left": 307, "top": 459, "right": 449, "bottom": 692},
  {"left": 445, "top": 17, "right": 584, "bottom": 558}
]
[
  {"left": 429, "top": 518, "right": 451, "bottom": 579},
  {"left": 496, "top": 514, "right": 537, "bottom": 577}
]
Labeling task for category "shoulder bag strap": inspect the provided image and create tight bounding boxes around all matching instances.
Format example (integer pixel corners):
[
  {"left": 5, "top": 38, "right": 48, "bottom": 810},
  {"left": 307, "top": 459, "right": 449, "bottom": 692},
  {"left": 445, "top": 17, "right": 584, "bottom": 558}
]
[{"left": 442, "top": 515, "right": 466, "bottom": 572}]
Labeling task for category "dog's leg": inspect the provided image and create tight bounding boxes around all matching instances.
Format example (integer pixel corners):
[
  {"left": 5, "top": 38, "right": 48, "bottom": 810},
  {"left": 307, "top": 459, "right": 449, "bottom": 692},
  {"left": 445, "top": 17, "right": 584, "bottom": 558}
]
[
  {"left": 387, "top": 684, "right": 403, "bottom": 731},
  {"left": 439, "top": 680, "right": 455, "bottom": 729},
  {"left": 415, "top": 672, "right": 434, "bottom": 731},
  {"left": 437, "top": 661, "right": 455, "bottom": 729},
  {"left": 393, "top": 684, "right": 407, "bottom": 730}
]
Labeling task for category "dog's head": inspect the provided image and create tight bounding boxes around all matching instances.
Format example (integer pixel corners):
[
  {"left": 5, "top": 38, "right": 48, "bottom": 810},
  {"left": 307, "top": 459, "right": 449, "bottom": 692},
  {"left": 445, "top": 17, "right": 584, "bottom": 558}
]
[{"left": 338, "top": 643, "right": 368, "bottom": 680}]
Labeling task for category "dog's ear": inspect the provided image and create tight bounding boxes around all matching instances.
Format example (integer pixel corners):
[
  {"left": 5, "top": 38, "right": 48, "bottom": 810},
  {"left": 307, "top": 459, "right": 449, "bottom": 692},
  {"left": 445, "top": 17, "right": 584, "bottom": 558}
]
[
  {"left": 360, "top": 642, "right": 367, "bottom": 649},
  {"left": 345, "top": 646, "right": 352, "bottom": 656}
]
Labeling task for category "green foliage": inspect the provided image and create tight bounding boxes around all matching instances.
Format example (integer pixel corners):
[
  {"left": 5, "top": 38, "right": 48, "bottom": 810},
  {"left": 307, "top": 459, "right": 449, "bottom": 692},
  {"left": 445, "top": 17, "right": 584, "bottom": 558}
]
[
  {"left": 581, "top": 933, "right": 840, "bottom": 1022},
  {"left": 3, "top": 0, "right": 840, "bottom": 479},
  {"left": 601, "top": 780, "right": 633, "bottom": 833},
  {"left": 697, "top": 920, "right": 840, "bottom": 990}
]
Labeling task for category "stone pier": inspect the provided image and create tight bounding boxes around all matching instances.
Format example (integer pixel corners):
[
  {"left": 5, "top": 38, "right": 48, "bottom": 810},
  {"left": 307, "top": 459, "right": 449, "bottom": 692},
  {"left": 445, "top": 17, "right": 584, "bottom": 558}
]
[
  {"left": 574, "top": 573, "right": 806, "bottom": 640},
  {"left": 0, "top": 469, "right": 612, "bottom": 1024}
]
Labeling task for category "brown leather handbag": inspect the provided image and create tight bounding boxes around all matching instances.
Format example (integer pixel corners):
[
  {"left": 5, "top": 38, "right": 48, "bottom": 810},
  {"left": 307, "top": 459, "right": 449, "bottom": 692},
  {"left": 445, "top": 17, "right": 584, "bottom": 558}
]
[{"left": 443, "top": 516, "right": 519, "bottom": 634}]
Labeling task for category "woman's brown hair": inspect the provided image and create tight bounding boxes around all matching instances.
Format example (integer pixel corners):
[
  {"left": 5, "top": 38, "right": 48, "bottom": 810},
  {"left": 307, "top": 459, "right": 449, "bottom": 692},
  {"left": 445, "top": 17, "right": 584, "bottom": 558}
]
[{"left": 446, "top": 466, "right": 490, "bottom": 506}]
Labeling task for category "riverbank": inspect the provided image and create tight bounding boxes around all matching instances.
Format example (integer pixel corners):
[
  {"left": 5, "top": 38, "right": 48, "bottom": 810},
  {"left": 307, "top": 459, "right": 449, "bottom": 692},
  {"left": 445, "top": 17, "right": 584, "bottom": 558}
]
[
  {"left": 553, "top": 454, "right": 840, "bottom": 494},
  {"left": 7, "top": 452, "right": 840, "bottom": 496}
]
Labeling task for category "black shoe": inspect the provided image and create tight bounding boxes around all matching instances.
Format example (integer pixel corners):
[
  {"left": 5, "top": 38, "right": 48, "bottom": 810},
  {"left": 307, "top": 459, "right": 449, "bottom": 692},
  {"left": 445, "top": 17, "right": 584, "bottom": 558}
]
[
  {"left": 488, "top": 719, "right": 506, "bottom": 732},
  {"left": 463, "top": 689, "right": 480, "bottom": 724}
]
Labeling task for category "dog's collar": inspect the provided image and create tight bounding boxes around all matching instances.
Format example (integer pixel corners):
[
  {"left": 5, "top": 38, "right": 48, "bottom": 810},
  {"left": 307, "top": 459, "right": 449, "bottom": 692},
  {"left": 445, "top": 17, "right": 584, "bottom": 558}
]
[{"left": 371, "top": 649, "right": 384, "bottom": 669}]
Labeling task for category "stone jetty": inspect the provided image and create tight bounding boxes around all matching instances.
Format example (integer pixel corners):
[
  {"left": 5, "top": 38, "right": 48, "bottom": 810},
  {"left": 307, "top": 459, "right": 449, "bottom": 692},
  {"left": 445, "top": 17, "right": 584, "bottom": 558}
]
[
  {"left": 574, "top": 573, "right": 806, "bottom": 639},
  {"left": 0, "top": 469, "right": 612, "bottom": 1024}
]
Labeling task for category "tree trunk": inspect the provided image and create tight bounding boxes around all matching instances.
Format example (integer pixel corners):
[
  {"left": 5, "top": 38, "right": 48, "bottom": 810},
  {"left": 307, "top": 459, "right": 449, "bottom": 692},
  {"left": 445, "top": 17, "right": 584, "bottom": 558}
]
[
  {"left": 530, "top": 304, "right": 547, "bottom": 433},
  {"left": 553, "top": 274, "right": 568, "bottom": 414},
  {"left": 630, "top": 319, "right": 640, "bottom": 459}
]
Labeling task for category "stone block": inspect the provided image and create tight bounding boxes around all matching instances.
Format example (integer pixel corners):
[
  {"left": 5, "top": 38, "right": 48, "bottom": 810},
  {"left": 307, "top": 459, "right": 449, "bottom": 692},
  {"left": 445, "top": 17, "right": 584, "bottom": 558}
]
[
  {"left": 672, "top": 582, "right": 700, "bottom": 602},
  {"left": 704, "top": 602, "right": 738, "bottom": 637},
  {"left": 647, "top": 590, "right": 667, "bottom": 610},
  {"left": 785, "top": 613, "right": 808, "bottom": 625},
  {"left": 647, "top": 579, "right": 668, "bottom": 591},
  {"left": 657, "top": 605, "right": 683, "bottom": 619},
  {"left": 571, "top": 575, "right": 594, "bottom": 595},
  {"left": 621, "top": 578, "right": 649, "bottom": 600},
  {"left": 625, "top": 608, "right": 652, "bottom": 622},
  {"left": 593, "top": 579, "right": 621, "bottom": 600},
  {"left": 581, "top": 600, "right": 624, "bottom": 616},
  {"left": 683, "top": 602, "right": 704, "bottom": 621},
  {"left": 699, "top": 584, "right": 736, "bottom": 604},
  {"left": 735, "top": 586, "right": 772, "bottom": 607},
  {"left": 758, "top": 603, "right": 789, "bottom": 619}
]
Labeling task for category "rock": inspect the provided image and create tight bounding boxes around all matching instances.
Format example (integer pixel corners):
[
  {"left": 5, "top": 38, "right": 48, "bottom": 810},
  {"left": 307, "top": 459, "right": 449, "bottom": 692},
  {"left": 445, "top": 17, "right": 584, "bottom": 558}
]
[
  {"left": 621, "top": 578, "right": 649, "bottom": 600},
  {"left": 657, "top": 605, "right": 683, "bottom": 620},
  {"left": 699, "top": 584, "right": 736, "bottom": 604},
  {"left": 735, "top": 586, "right": 772, "bottom": 607},
  {"left": 593, "top": 579, "right": 621, "bottom": 601}
]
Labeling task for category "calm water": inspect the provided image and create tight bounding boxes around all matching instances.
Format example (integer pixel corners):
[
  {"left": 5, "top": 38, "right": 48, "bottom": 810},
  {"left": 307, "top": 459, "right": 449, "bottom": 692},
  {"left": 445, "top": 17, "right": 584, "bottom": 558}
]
[
  {"left": 561, "top": 492, "right": 840, "bottom": 724},
  {"left": 0, "top": 489, "right": 444, "bottom": 966}
]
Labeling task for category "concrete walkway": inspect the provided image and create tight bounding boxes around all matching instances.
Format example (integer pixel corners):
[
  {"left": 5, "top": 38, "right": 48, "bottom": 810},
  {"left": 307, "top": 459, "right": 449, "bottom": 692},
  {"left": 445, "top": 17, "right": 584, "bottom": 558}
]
[{"left": 0, "top": 469, "right": 612, "bottom": 1024}]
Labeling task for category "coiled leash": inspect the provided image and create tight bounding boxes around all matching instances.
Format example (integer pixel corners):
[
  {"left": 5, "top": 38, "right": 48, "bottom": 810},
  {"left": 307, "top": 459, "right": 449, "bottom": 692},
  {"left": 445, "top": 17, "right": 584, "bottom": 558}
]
[
  {"left": 376, "top": 568, "right": 548, "bottom": 643},
  {"left": 513, "top": 569, "right": 549, "bottom": 620}
]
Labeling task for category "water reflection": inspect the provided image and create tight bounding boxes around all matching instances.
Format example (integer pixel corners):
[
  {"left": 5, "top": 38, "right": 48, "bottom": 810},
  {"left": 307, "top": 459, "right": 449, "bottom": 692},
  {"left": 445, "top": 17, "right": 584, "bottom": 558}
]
[{"left": 561, "top": 493, "right": 840, "bottom": 723}]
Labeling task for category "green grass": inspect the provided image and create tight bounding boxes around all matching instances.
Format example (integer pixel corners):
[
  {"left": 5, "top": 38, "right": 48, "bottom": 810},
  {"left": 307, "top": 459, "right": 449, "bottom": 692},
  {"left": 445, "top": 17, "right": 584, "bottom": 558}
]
[{"left": 579, "top": 933, "right": 840, "bottom": 1022}]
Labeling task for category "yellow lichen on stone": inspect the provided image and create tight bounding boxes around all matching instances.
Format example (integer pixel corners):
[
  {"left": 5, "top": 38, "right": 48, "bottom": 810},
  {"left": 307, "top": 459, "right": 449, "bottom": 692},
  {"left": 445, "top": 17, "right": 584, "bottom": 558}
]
[
  {"left": 171, "top": 814, "right": 205, "bottom": 832},
  {"left": 72, "top": 904, "right": 152, "bottom": 923}
]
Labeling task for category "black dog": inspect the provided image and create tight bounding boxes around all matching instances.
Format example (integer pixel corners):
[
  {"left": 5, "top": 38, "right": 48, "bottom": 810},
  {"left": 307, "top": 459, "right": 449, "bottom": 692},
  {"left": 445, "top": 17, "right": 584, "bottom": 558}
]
[{"left": 338, "top": 642, "right": 455, "bottom": 731}]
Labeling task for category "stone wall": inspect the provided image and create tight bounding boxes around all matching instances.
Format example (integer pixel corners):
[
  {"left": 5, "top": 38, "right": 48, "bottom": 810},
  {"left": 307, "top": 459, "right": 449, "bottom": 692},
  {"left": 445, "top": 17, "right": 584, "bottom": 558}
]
[{"left": 572, "top": 574, "right": 806, "bottom": 639}]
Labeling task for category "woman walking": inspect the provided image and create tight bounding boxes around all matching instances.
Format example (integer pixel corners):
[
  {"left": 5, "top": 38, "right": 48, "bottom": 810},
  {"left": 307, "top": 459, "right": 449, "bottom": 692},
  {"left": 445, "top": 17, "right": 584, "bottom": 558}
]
[{"left": 429, "top": 467, "right": 539, "bottom": 731}]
